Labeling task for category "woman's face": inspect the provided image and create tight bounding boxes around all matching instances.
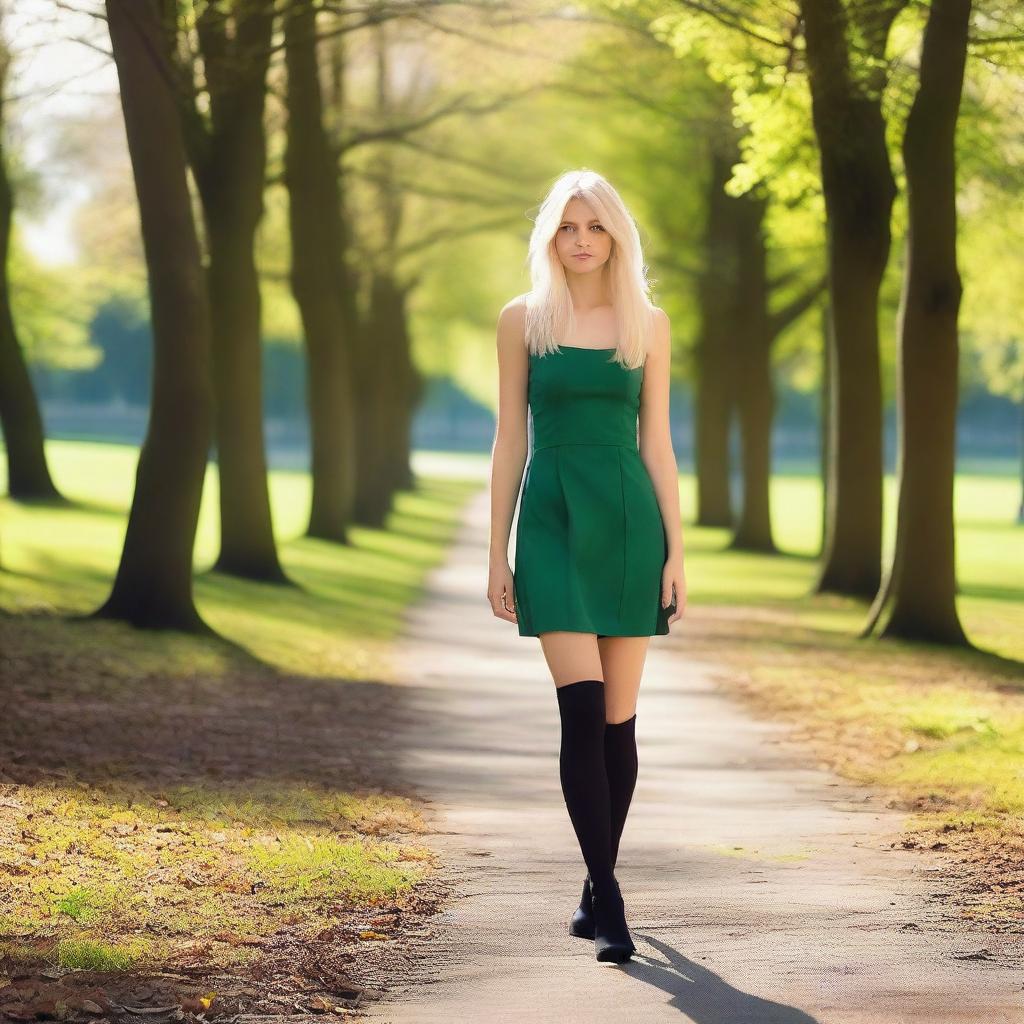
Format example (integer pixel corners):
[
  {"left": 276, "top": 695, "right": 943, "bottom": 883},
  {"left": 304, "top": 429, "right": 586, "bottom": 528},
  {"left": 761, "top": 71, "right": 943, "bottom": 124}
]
[{"left": 553, "top": 197, "right": 612, "bottom": 276}]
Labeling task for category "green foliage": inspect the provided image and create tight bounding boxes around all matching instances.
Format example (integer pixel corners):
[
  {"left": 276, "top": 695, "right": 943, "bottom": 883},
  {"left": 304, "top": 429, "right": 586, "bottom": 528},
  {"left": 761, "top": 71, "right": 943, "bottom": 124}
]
[{"left": 9, "top": 228, "right": 96, "bottom": 369}]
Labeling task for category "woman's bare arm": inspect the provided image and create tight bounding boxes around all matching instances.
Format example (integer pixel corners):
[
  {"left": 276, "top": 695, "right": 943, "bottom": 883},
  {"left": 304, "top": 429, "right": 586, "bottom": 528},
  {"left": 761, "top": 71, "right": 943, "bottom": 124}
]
[
  {"left": 487, "top": 298, "right": 530, "bottom": 623},
  {"left": 638, "top": 307, "right": 687, "bottom": 622}
]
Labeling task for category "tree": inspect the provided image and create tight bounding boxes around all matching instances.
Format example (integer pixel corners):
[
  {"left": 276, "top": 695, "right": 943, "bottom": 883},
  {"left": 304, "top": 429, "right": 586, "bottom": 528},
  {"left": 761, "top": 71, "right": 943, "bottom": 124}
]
[
  {"left": 170, "top": 0, "right": 286, "bottom": 582},
  {"left": 95, "top": 0, "right": 215, "bottom": 632},
  {"left": 0, "top": 23, "right": 61, "bottom": 503},
  {"left": 800, "top": 0, "right": 907, "bottom": 598},
  {"left": 283, "top": 0, "right": 358, "bottom": 543},
  {"left": 863, "top": 0, "right": 974, "bottom": 644}
]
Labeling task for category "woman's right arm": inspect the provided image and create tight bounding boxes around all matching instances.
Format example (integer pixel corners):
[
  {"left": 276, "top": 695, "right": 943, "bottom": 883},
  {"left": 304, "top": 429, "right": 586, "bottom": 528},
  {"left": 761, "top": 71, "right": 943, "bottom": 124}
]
[{"left": 487, "top": 298, "right": 529, "bottom": 624}]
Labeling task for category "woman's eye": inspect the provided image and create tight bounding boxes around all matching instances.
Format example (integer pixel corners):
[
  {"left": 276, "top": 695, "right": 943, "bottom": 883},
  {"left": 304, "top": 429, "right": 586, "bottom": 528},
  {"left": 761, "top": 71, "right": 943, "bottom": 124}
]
[{"left": 591, "top": 225, "right": 605, "bottom": 232}]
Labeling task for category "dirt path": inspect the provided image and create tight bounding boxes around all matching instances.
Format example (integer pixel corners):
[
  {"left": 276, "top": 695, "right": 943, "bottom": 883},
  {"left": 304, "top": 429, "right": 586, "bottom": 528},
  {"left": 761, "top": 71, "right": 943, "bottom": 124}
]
[{"left": 366, "top": 487, "right": 1023, "bottom": 1023}]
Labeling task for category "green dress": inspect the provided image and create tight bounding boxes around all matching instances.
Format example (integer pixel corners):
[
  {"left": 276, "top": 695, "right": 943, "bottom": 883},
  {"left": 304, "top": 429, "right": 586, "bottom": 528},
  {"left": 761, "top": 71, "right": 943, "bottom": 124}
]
[{"left": 513, "top": 345, "right": 674, "bottom": 638}]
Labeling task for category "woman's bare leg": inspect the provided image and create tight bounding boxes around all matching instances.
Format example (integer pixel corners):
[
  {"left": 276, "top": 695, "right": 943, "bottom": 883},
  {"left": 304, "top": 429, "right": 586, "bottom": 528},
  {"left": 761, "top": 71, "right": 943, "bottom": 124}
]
[
  {"left": 538, "top": 630, "right": 604, "bottom": 686},
  {"left": 597, "top": 635, "right": 650, "bottom": 723}
]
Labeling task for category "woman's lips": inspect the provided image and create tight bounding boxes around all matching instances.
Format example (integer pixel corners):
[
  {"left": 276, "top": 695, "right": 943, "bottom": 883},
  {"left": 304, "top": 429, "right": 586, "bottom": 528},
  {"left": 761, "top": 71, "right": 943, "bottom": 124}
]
[{"left": 573, "top": 254, "right": 592, "bottom": 260}]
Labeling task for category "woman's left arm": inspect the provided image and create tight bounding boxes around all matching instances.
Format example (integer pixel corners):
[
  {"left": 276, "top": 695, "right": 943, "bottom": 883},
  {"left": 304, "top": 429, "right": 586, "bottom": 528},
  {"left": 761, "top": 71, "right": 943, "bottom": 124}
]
[{"left": 638, "top": 307, "right": 687, "bottom": 623}]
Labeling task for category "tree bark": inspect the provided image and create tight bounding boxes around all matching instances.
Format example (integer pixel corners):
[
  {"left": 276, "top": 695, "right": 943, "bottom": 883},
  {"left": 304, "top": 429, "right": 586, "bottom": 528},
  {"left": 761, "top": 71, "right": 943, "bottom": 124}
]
[
  {"left": 863, "top": 0, "right": 972, "bottom": 645},
  {"left": 0, "top": 41, "right": 61, "bottom": 503},
  {"left": 353, "top": 272, "right": 406, "bottom": 525},
  {"left": 284, "top": 0, "right": 356, "bottom": 543},
  {"left": 95, "top": 0, "right": 215, "bottom": 632},
  {"left": 801, "top": 0, "right": 905, "bottom": 597},
  {"left": 188, "top": 1, "right": 286, "bottom": 582},
  {"left": 694, "top": 144, "right": 738, "bottom": 527},
  {"left": 729, "top": 191, "right": 775, "bottom": 550},
  {"left": 819, "top": 300, "right": 833, "bottom": 556}
]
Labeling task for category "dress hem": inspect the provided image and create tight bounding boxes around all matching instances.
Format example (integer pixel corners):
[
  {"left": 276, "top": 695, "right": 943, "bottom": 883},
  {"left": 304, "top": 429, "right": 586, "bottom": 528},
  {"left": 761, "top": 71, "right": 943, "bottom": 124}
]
[{"left": 516, "top": 623, "right": 669, "bottom": 638}]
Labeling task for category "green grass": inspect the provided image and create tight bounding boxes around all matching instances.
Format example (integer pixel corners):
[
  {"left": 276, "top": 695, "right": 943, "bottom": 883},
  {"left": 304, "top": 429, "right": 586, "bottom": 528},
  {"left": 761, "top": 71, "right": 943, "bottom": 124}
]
[
  {"left": 0, "top": 438, "right": 478, "bottom": 973},
  {"left": 0, "top": 439, "right": 480, "bottom": 679},
  {"left": 53, "top": 937, "right": 151, "bottom": 971},
  {"left": 659, "top": 459, "right": 1024, "bottom": 919},
  {"left": 671, "top": 464, "right": 1024, "bottom": 660},
  {"left": 2, "top": 440, "right": 1023, "bottom": 936}
]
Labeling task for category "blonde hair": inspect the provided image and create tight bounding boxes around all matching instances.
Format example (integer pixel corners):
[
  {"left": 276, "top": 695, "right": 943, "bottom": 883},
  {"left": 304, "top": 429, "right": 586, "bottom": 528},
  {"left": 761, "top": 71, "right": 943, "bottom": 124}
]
[{"left": 523, "top": 169, "right": 657, "bottom": 370}]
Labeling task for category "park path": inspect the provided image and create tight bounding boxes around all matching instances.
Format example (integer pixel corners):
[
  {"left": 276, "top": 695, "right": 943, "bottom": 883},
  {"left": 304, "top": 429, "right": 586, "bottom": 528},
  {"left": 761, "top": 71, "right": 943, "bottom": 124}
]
[{"left": 365, "top": 485, "right": 1023, "bottom": 1024}]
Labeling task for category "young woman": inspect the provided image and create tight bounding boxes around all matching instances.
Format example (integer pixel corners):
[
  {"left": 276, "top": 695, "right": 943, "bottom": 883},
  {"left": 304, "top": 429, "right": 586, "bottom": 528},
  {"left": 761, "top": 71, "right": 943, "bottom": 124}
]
[{"left": 487, "top": 169, "right": 687, "bottom": 964}]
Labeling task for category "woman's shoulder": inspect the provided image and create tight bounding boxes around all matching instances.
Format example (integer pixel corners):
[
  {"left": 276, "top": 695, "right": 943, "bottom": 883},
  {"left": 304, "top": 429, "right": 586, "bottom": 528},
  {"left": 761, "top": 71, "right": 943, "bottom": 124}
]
[
  {"left": 496, "top": 294, "right": 530, "bottom": 357},
  {"left": 496, "top": 294, "right": 530, "bottom": 338},
  {"left": 498, "top": 293, "right": 530, "bottom": 322},
  {"left": 650, "top": 305, "right": 670, "bottom": 330}
]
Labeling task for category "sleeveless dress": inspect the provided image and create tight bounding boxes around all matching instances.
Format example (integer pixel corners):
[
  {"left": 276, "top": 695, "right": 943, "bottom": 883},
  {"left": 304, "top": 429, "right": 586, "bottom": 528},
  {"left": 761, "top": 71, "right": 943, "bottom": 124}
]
[{"left": 512, "top": 345, "right": 674, "bottom": 638}]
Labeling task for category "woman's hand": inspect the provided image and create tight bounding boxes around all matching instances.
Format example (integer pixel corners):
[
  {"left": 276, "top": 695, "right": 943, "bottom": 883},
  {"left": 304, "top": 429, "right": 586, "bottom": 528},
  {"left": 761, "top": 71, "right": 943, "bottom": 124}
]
[
  {"left": 488, "top": 560, "right": 518, "bottom": 624},
  {"left": 661, "top": 557, "right": 687, "bottom": 625}
]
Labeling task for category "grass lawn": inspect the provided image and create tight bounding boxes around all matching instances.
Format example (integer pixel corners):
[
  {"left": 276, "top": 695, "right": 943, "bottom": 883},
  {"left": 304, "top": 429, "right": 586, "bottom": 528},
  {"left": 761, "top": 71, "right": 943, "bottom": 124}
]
[
  {"left": 1, "top": 437, "right": 1021, "bottom": 1000},
  {"left": 670, "top": 459, "right": 1024, "bottom": 932},
  {"left": 0, "top": 439, "right": 480, "bottom": 1014}
]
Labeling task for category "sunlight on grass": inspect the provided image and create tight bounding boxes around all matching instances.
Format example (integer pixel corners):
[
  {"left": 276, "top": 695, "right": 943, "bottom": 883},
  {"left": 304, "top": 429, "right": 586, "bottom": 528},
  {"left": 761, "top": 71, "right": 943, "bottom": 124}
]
[
  {"left": 53, "top": 937, "right": 151, "bottom": 971},
  {"left": 246, "top": 834, "right": 430, "bottom": 905},
  {"left": 0, "top": 438, "right": 475, "bottom": 971},
  {"left": 0, "top": 439, "right": 480, "bottom": 680},
  {"left": 0, "top": 780, "right": 435, "bottom": 969},
  {"left": 2, "top": 439, "right": 1022, "bottom": 938},
  {"left": 676, "top": 464, "right": 1024, "bottom": 660}
]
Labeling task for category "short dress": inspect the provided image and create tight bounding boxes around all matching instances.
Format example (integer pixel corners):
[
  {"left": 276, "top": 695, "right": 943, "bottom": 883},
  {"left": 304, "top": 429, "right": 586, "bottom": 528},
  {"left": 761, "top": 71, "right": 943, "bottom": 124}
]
[{"left": 512, "top": 344, "right": 675, "bottom": 637}]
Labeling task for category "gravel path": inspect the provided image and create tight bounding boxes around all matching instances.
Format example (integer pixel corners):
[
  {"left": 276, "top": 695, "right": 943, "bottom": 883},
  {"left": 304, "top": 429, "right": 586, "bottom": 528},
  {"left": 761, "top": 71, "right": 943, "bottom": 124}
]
[{"left": 366, "top": 486, "right": 1023, "bottom": 1023}]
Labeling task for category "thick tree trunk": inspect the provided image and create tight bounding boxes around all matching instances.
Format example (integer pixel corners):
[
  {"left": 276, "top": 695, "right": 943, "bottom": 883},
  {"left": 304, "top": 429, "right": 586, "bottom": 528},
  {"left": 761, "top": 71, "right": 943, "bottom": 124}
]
[
  {"left": 0, "top": 45, "right": 61, "bottom": 503},
  {"left": 730, "top": 191, "right": 776, "bottom": 551},
  {"left": 284, "top": 0, "right": 356, "bottom": 543},
  {"left": 380, "top": 278, "right": 423, "bottom": 496},
  {"left": 96, "top": 0, "right": 215, "bottom": 632},
  {"left": 354, "top": 273, "right": 396, "bottom": 525},
  {"left": 694, "top": 145, "right": 738, "bottom": 527},
  {"left": 863, "top": 0, "right": 972, "bottom": 645},
  {"left": 353, "top": 272, "right": 423, "bottom": 523},
  {"left": 819, "top": 301, "right": 832, "bottom": 556},
  {"left": 191, "top": 1, "right": 285, "bottom": 582},
  {"left": 801, "top": 0, "right": 904, "bottom": 597}
]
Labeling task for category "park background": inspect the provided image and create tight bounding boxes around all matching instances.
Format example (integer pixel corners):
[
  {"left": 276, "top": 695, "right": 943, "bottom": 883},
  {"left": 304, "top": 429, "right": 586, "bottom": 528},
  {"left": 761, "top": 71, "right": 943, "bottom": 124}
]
[{"left": 0, "top": 0, "right": 1022, "bottom": 1017}]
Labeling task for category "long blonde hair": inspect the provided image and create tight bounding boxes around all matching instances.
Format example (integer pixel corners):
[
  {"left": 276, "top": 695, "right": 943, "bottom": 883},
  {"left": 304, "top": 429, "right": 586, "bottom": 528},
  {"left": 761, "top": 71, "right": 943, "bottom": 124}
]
[{"left": 523, "top": 169, "right": 657, "bottom": 370}]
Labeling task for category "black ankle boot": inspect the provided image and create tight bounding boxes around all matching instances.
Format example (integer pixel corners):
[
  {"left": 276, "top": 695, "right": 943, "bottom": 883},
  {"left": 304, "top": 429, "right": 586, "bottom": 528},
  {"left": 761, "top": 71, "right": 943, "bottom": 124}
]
[
  {"left": 591, "top": 876, "right": 635, "bottom": 963},
  {"left": 568, "top": 873, "right": 594, "bottom": 939}
]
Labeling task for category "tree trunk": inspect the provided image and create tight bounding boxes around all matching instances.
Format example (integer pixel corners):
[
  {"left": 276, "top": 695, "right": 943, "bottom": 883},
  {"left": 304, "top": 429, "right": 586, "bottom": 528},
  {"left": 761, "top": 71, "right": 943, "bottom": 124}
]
[
  {"left": 191, "top": 1, "right": 286, "bottom": 582},
  {"left": 801, "top": 0, "right": 904, "bottom": 597},
  {"left": 380, "top": 277, "right": 423, "bottom": 496},
  {"left": 353, "top": 272, "right": 395, "bottom": 525},
  {"left": 284, "top": 0, "right": 356, "bottom": 543},
  {"left": 0, "top": 43, "right": 61, "bottom": 503},
  {"left": 694, "top": 145, "right": 738, "bottom": 527},
  {"left": 95, "top": 0, "right": 215, "bottom": 632},
  {"left": 729, "top": 191, "right": 776, "bottom": 551},
  {"left": 819, "top": 301, "right": 832, "bottom": 557},
  {"left": 863, "top": 0, "right": 972, "bottom": 645}
]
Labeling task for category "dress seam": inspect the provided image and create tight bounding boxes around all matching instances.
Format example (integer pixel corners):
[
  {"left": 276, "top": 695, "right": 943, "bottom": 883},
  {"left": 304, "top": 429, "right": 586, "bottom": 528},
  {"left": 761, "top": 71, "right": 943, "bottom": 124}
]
[
  {"left": 532, "top": 441, "right": 638, "bottom": 453},
  {"left": 618, "top": 447, "right": 626, "bottom": 621}
]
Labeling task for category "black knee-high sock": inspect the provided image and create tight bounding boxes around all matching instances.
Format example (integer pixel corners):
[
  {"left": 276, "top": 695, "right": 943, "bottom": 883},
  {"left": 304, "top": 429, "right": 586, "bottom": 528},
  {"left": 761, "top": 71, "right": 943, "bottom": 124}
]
[
  {"left": 555, "top": 679, "right": 616, "bottom": 895},
  {"left": 605, "top": 714, "right": 638, "bottom": 868}
]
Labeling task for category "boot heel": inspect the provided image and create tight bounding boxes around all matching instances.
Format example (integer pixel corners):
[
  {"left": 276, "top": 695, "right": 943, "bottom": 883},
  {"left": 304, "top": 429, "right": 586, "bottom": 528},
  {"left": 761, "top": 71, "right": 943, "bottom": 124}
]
[{"left": 591, "top": 877, "right": 636, "bottom": 963}]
